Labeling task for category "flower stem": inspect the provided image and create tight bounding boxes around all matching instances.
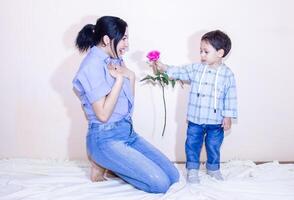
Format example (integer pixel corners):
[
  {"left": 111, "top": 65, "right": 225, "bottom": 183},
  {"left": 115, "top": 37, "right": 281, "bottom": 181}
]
[{"left": 160, "top": 83, "right": 167, "bottom": 136}]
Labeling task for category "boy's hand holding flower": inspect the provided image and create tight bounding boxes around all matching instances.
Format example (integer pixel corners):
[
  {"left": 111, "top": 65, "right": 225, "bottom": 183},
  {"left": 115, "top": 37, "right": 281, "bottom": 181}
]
[{"left": 147, "top": 51, "right": 168, "bottom": 72}]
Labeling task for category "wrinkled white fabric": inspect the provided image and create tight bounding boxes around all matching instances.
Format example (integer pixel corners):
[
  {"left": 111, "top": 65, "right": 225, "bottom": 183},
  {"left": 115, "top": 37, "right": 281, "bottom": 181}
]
[{"left": 1, "top": 159, "right": 294, "bottom": 200}]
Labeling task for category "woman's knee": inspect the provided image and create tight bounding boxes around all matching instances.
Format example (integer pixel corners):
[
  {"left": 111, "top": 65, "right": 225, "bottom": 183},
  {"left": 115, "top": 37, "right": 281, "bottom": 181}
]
[
  {"left": 170, "top": 167, "right": 180, "bottom": 184},
  {"left": 147, "top": 174, "right": 171, "bottom": 193}
]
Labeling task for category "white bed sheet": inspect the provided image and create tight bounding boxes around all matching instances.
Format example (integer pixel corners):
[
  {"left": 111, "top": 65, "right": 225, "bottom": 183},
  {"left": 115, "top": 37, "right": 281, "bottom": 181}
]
[{"left": 1, "top": 159, "right": 294, "bottom": 200}]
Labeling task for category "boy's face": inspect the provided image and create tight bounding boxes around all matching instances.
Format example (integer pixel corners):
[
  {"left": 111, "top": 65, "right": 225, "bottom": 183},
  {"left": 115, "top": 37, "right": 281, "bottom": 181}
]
[{"left": 200, "top": 40, "right": 223, "bottom": 66}]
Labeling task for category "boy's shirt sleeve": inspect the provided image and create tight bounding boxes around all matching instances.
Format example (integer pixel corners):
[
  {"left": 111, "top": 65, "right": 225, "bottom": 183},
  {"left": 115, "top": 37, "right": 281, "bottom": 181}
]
[
  {"left": 166, "top": 63, "right": 200, "bottom": 82},
  {"left": 222, "top": 72, "right": 238, "bottom": 118}
]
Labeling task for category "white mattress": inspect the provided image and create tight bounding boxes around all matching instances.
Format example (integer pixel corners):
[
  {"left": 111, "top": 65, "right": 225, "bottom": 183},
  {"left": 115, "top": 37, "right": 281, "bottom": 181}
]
[{"left": 1, "top": 159, "right": 294, "bottom": 200}]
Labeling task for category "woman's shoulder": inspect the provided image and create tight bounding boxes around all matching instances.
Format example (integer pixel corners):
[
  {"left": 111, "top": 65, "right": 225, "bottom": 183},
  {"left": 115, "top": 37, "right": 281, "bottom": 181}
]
[{"left": 78, "top": 52, "right": 106, "bottom": 75}]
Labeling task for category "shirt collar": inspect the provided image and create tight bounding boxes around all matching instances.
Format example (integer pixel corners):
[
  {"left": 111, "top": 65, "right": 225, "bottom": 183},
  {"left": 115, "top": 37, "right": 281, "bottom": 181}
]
[{"left": 90, "top": 46, "right": 123, "bottom": 66}]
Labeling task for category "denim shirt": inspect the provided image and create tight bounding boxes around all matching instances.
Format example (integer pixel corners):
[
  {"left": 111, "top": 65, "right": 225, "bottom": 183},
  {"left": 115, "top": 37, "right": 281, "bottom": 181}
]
[{"left": 72, "top": 46, "right": 134, "bottom": 124}]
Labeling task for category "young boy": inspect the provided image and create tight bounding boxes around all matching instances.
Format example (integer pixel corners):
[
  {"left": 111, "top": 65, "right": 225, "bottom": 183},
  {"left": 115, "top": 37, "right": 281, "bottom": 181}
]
[{"left": 153, "top": 30, "right": 238, "bottom": 183}]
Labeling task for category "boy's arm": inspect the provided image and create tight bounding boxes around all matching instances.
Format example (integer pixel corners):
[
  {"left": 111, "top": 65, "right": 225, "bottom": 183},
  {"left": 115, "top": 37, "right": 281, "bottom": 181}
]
[
  {"left": 222, "top": 73, "right": 238, "bottom": 119},
  {"left": 155, "top": 61, "right": 198, "bottom": 82}
]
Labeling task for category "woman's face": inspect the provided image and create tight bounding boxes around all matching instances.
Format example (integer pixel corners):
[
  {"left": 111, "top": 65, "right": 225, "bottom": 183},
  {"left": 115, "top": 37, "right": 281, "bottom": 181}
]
[{"left": 116, "top": 27, "right": 129, "bottom": 57}]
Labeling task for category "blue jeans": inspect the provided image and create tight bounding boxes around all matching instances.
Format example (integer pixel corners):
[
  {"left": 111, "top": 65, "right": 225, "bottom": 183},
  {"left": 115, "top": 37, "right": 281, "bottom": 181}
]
[
  {"left": 87, "top": 118, "right": 179, "bottom": 193},
  {"left": 185, "top": 121, "right": 224, "bottom": 171}
]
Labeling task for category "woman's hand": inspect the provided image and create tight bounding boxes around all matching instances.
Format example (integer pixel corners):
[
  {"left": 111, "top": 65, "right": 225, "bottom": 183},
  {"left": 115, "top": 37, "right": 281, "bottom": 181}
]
[
  {"left": 108, "top": 64, "right": 124, "bottom": 79},
  {"left": 109, "top": 63, "right": 135, "bottom": 81}
]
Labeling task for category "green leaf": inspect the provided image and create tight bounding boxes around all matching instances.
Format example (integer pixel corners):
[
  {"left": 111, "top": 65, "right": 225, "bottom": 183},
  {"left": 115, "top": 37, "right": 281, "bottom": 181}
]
[
  {"left": 155, "top": 76, "right": 161, "bottom": 82},
  {"left": 162, "top": 77, "right": 169, "bottom": 85},
  {"left": 171, "top": 80, "right": 176, "bottom": 88},
  {"left": 140, "top": 75, "right": 155, "bottom": 82},
  {"left": 162, "top": 73, "right": 169, "bottom": 80},
  {"left": 141, "top": 72, "right": 184, "bottom": 89}
]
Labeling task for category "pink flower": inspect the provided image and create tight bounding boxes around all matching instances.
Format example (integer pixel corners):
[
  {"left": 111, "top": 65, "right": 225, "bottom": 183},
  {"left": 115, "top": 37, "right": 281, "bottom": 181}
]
[{"left": 147, "top": 50, "right": 160, "bottom": 61}]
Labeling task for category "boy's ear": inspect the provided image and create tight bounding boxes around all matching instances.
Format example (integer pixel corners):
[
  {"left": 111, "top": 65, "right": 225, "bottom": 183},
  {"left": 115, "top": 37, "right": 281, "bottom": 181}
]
[
  {"left": 102, "top": 35, "right": 110, "bottom": 46},
  {"left": 217, "top": 49, "right": 225, "bottom": 58}
]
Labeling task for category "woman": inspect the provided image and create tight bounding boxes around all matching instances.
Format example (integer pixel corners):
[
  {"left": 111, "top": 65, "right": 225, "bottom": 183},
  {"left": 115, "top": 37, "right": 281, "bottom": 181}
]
[{"left": 72, "top": 16, "right": 179, "bottom": 193}]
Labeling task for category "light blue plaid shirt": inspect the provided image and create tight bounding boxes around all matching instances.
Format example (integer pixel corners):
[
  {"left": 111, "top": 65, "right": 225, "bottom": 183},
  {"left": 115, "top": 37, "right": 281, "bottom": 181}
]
[{"left": 167, "top": 63, "right": 238, "bottom": 124}]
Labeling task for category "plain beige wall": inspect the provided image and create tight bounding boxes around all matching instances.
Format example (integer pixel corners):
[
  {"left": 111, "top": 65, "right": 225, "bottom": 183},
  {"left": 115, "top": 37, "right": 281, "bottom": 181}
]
[{"left": 1, "top": 0, "right": 294, "bottom": 161}]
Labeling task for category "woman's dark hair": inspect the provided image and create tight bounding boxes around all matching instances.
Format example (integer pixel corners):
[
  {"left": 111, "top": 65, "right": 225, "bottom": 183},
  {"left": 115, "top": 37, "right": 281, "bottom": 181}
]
[
  {"left": 75, "top": 16, "right": 127, "bottom": 57},
  {"left": 201, "top": 30, "right": 231, "bottom": 57}
]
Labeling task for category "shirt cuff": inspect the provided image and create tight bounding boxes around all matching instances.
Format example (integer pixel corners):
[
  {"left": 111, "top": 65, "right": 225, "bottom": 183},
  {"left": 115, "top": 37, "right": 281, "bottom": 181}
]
[
  {"left": 222, "top": 110, "right": 238, "bottom": 118},
  {"left": 166, "top": 65, "right": 175, "bottom": 78}
]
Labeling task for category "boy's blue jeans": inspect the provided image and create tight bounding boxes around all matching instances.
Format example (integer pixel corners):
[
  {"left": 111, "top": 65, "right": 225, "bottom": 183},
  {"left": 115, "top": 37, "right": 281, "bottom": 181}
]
[
  {"left": 185, "top": 121, "right": 224, "bottom": 171},
  {"left": 87, "top": 118, "right": 179, "bottom": 193}
]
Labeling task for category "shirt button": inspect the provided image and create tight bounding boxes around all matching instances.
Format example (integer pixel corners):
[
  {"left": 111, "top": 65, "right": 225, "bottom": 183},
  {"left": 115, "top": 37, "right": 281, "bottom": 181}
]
[
  {"left": 204, "top": 82, "right": 208, "bottom": 85},
  {"left": 208, "top": 70, "right": 211, "bottom": 73},
  {"left": 202, "top": 94, "right": 205, "bottom": 97}
]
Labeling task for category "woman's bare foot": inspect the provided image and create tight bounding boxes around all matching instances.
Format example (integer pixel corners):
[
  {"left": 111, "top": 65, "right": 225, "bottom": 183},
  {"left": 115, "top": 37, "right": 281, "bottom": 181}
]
[
  {"left": 88, "top": 156, "right": 118, "bottom": 181},
  {"left": 89, "top": 159, "right": 106, "bottom": 182},
  {"left": 90, "top": 165, "right": 106, "bottom": 182},
  {"left": 104, "top": 169, "right": 118, "bottom": 178}
]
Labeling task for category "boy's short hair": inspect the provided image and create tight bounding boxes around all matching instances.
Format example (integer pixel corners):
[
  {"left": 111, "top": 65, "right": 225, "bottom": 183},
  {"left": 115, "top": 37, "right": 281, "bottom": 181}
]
[{"left": 201, "top": 30, "right": 231, "bottom": 57}]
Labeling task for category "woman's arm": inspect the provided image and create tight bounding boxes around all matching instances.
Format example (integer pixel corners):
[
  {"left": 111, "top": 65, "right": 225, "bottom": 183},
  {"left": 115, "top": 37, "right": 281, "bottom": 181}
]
[
  {"left": 92, "top": 64, "right": 126, "bottom": 122},
  {"left": 92, "top": 64, "right": 135, "bottom": 122},
  {"left": 92, "top": 74, "right": 124, "bottom": 123}
]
